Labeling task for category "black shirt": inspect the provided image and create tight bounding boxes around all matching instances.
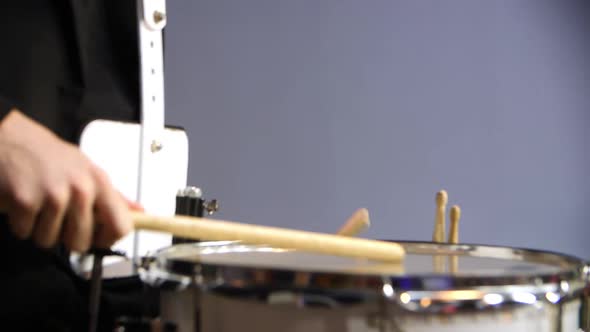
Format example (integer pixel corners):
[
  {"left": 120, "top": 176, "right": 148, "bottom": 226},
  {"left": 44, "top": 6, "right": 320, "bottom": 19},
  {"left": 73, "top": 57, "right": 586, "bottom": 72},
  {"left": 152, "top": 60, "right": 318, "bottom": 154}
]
[
  {"left": 0, "top": 0, "right": 139, "bottom": 138},
  {"left": 0, "top": 1, "right": 147, "bottom": 330}
]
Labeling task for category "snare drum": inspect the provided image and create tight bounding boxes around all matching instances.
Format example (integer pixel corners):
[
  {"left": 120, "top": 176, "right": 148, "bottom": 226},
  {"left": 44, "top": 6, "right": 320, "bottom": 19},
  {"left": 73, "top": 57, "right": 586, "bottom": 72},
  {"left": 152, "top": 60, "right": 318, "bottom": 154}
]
[{"left": 140, "top": 241, "right": 590, "bottom": 332}]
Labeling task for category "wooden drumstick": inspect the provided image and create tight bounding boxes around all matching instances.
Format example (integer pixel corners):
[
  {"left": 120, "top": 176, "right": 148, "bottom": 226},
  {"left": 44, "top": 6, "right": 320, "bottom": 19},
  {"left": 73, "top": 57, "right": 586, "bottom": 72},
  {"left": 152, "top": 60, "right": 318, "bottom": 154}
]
[
  {"left": 448, "top": 205, "right": 461, "bottom": 244},
  {"left": 337, "top": 208, "right": 370, "bottom": 237},
  {"left": 133, "top": 212, "right": 405, "bottom": 262},
  {"left": 432, "top": 190, "right": 448, "bottom": 243}
]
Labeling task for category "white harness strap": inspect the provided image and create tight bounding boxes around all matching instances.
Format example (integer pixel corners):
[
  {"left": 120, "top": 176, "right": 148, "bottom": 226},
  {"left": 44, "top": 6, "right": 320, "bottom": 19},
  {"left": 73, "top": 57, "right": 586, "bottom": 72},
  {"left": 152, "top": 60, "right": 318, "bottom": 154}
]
[{"left": 134, "top": 0, "right": 168, "bottom": 260}]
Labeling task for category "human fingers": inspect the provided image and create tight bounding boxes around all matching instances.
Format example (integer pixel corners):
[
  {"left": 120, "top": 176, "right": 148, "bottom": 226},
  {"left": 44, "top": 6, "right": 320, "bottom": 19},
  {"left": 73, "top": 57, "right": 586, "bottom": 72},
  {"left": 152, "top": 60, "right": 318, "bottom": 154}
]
[
  {"left": 8, "top": 208, "right": 37, "bottom": 240},
  {"left": 62, "top": 175, "right": 95, "bottom": 252},
  {"left": 32, "top": 186, "right": 70, "bottom": 248},
  {"left": 92, "top": 169, "right": 132, "bottom": 248},
  {"left": 6, "top": 186, "right": 43, "bottom": 240}
]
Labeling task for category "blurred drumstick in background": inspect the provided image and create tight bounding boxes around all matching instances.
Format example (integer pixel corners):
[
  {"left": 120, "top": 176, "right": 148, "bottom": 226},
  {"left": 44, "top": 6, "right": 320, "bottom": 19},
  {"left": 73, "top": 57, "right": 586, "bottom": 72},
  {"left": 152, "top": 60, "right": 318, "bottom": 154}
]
[
  {"left": 336, "top": 209, "right": 405, "bottom": 276},
  {"left": 432, "top": 190, "right": 448, "bottom": 243},
  {"left": 448, "top": 205, "right": 461, "bottom": 244},
  {"left": 448, "top": 205, "right": 461, "bottom": 274},
  {"left": 295, "top": 208, "right": 371, "bottom": 287},
  {"left": 337, "top": 208, "right": 371, "bottom": 237}
]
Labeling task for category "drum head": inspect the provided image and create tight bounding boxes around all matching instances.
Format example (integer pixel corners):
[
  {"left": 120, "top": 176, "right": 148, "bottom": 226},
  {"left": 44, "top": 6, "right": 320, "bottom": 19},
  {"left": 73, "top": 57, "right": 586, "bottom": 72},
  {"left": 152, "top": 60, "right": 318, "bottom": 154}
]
[{"left": 140, "top": 241, "right": 589, "bottom": 311}]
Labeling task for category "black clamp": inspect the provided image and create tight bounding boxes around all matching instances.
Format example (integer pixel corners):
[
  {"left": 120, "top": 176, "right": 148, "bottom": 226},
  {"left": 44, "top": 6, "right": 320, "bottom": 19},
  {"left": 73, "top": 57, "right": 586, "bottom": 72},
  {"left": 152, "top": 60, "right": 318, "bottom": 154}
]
[{"left": 173, "top": 186, "right": 219, "bottom": 244}]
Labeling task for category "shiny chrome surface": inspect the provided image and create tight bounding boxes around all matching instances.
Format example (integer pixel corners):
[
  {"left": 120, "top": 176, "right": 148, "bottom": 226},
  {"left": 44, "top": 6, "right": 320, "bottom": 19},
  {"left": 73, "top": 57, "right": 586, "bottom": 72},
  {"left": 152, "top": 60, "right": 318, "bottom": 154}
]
[{"left": 140, "top": 241, "right": 590, "bottom": 318}]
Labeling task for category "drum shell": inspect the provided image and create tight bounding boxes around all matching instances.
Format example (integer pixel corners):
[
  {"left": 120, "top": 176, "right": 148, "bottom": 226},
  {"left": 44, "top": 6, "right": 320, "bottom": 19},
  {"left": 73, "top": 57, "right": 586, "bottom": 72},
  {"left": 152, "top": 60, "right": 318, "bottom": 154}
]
[{"left": 158, "top": 287, "right": 588, "bottom": 332}]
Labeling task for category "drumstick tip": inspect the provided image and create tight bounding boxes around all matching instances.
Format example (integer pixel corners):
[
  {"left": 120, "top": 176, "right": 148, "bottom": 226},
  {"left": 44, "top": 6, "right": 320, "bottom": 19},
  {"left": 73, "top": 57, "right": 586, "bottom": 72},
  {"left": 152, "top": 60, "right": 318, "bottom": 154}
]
[
  {"left": 353, "top": 208, "right": 371, "bottom": 228},
  {"left": 337, "top": 208, "right": 371, "bottom": 237},
  {"left": 436, "top": 190, "right": 448, "bottom": 207},
  {"left": 433, "top": 190, "right": 448, "bottom": 243},
  {"left": 448, "top": 205, "right": 461, "bottom": 244},
  {"left": 450, "top": 205, "right": 461, "bottom": 222}
]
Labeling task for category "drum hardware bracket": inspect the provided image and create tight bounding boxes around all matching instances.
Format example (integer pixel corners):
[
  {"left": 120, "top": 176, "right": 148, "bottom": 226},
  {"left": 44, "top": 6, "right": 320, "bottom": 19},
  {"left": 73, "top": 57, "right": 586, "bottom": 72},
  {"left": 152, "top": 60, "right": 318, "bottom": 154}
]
[
  {"left": 204, "top": 199, "right": 219, "bottom": 215},
  {"left": 150, "top": 140, "right": 163, "bottom": 153},
  {"left": 88, "top": 248, "right": 127, "bottom": 332},
  {"left": 173, "top": 186, "right": 219, "bottom": 244}
]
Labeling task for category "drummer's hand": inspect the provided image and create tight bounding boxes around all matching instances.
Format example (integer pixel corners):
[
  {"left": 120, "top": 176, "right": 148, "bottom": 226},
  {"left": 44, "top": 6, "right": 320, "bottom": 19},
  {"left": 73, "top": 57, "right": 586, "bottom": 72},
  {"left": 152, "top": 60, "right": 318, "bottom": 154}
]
[{"left": 0, "top": 110, "right": 133, "bottom": 251}]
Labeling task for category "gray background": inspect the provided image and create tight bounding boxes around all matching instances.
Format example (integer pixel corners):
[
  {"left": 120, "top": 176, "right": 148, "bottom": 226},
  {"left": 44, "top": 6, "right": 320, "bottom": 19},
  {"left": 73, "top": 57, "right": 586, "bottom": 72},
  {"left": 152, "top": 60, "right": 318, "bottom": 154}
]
[{"left": 164, "top": 0, "right": 589, "bottom": 258}]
